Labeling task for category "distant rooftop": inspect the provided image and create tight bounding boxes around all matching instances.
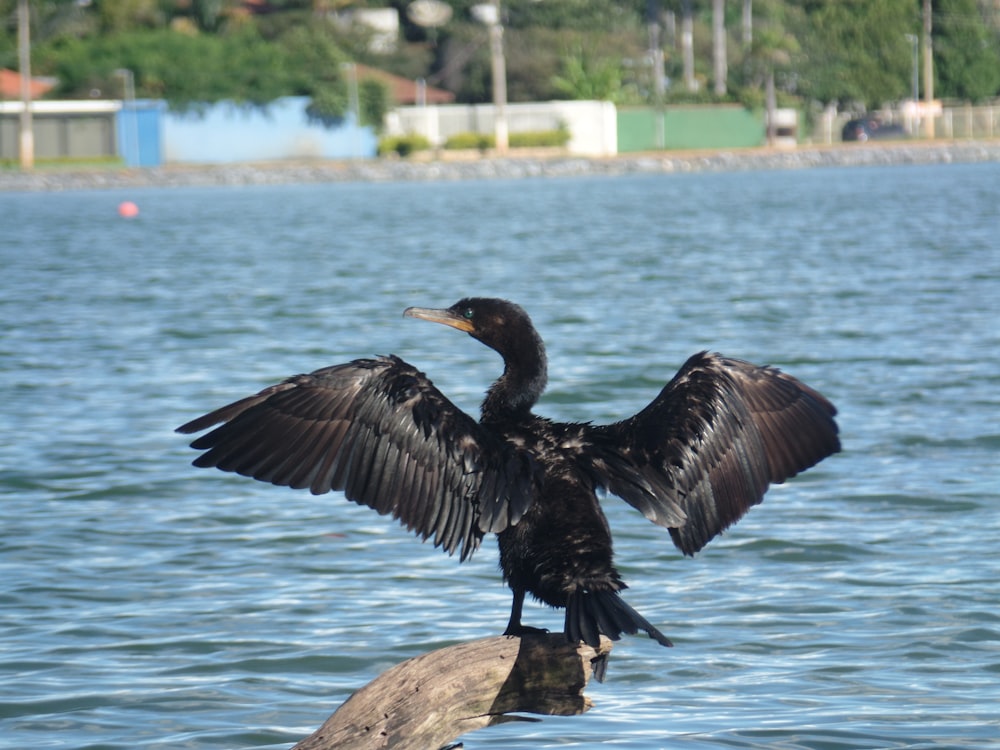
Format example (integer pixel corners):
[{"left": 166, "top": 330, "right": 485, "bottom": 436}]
[
  {"left": 355, "top": 64, "right": 454, "bottom": 105},
  {"left": 0, "top": 64, "right": 452, "bottom": 107},
  {"left": 0, "top": 69, "right": 57, "bottom": 99}
]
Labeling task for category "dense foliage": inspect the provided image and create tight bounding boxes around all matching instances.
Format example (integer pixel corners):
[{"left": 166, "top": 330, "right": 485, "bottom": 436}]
[
  {"left": 933, "top": 0, "right": 1000, "bottom": 101},
  {"left": 2, "top": 0, "right": 998, "bottom": 120}
]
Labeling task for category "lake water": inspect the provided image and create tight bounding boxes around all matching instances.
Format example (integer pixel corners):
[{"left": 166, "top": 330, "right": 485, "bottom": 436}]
[{"left": 2, "top": 162, "right": 999, "bottom": 750}]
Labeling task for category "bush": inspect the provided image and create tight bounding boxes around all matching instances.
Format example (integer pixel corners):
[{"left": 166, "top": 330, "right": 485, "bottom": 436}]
[
  {"left": 509, "top": 128, "right": 571, "bottom": 148},
  {"left": 443, "top": 132, "right": 494, "bottom": 150},
  {"left": 377, "top": 134, "right": 431, "bottom": 157},
  {"left": 443, "top": 128, "right": 570, "bottom": 150}
]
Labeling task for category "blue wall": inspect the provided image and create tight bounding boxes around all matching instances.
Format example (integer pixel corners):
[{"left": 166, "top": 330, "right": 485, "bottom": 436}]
[
  {"left": 117, "top": 100, "right": 166, "bottom": 167},
  {"left": 163, "top": 97, "right": 377, "bottom": 163}
]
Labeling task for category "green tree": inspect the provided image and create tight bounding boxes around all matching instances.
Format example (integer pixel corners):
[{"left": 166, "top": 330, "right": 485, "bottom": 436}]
[
  {"left": 797, "top": 0, "right": 918, "bottom": 107},
  {"left": 10, "top": 0, "right": 1000, "bottom": 115},
  {"left": 739, "top": 0, "right": 804, "bottom": 104},
  {"left": 306, "top": 74, "right": 389, "bottom": 129},
  {"left": 91, "top": 0, "right": 164, "bottom": 33},
  {"left": 34, "top": 26, "right": 303, "bottom": 109},
  {"left": 0, "top": 0, "right": 98, "bottom": 69},
  {"left": 551, "top": 46, "right": 628, "bottom": 101},
  {"left": 933, "top": 0, "right": 1000, "bottom": 101}
]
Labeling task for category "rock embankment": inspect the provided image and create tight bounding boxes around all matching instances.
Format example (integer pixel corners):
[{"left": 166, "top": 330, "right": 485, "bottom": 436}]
[{"left": 3, "top": 141, "right": 999, "bottom": 192}]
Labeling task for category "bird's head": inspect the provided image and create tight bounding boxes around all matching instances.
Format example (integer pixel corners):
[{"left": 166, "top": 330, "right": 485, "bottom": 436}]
[
  {"left": 404, "top": 297, "right": 538, "bottom": 362},
  {"left": 405, "top": 298, "right": 548, "bottom": 416}
]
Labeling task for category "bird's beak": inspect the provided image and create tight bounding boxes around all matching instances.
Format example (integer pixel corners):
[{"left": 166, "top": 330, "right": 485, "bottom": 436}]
[{"left": 404, "top": 306, "right": 475, "bottom": 333}]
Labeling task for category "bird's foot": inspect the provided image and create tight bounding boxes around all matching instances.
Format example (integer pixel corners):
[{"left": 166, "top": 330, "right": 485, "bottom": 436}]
[{"left": 503, "top": 624, "right": 549, "bottom": 637}]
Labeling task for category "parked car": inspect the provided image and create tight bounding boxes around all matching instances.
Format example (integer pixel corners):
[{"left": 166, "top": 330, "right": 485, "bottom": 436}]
[{"left": 842, "top": 117, "right": 907, "bottom": 142}]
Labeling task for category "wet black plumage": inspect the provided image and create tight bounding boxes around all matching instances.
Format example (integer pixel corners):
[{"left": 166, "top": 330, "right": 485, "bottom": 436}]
[{"left": 177, "top": 297, "right": 840, "bottom": 652}]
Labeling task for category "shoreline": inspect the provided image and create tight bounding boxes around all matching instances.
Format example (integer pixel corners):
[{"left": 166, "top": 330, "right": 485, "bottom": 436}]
[{"left": 3, "top": 140, "right": 1000, "bottom": 192}]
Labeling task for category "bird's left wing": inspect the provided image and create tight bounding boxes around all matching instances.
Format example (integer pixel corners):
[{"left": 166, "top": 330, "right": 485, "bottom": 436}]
[
  {"left": 176, "top": 355, "right": 537, "bottom": 560},
  {"left": 587, "top": 352, "right": 840, "bottom": 556}
]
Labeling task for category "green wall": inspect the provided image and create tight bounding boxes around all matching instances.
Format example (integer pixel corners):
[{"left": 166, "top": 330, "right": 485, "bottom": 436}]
[{"left": 618, "top": 105, "right": 766, "bottom": 152}]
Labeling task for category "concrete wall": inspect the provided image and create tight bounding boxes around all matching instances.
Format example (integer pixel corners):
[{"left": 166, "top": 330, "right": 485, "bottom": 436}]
[
  {"left": 1, "top": 99, "right": 163, "bottom": 166},
  {"left": 386, "top": 100, "right": 618, "bottom": 156},
  {"left": 117, "top": 101, "right": 165, "bottom": 167},
  {"left": 618, "top": 105, "right": 766, "bottom": 151},
  {"left": 1, "top": 100, "right": 119, "bottom": 162},
  {"left": 163, "top": 97, "right": 377, "bottom": 163}
]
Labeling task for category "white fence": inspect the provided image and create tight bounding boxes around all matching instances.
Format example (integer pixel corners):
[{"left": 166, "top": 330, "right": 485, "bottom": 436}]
[
  {"left": 815, "top": 103, "right": 1000, "bottom": 144},
  {"left": 935, "top": 105, "right": 1000, "bottom": 139},
  {"left": 385, "top": 100, "right": 618, "bottom": 157}
]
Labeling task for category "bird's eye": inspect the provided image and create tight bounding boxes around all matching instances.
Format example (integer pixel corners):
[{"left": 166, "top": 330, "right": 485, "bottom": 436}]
[{"left": 463, "top": 308, "right": 474, "bottom": 320}]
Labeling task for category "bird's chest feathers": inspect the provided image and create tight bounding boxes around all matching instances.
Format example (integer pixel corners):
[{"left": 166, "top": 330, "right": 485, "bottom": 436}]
[{"left": 499, "top": 423, "right": 593, "bottom": 487}]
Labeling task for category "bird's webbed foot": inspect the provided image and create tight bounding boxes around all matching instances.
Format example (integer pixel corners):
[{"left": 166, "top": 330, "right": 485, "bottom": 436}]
[
  {"left": 504, "top": 588, "right": 549, "bottom": 637},
  {"left": 503, "top": 623, "right": 549, "bottom": 637}
]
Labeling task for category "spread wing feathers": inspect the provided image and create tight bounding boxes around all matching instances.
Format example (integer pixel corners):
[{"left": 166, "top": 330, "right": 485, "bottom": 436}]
[
  {"left": 176, "top": 355, "right": 537, "bottom": 561},
  {"left": 591, "top": 351, "right": 840, "bottom": 556}
]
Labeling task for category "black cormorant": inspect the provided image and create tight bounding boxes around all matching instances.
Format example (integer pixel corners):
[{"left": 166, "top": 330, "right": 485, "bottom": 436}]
[{"left": 177, "top": 298, "right": 839, "bottom": 651}]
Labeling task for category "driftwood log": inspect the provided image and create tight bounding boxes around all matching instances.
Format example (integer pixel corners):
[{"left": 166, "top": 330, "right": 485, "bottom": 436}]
[{"left": 291, "top": 633, "right": 612, "bottom": 750}]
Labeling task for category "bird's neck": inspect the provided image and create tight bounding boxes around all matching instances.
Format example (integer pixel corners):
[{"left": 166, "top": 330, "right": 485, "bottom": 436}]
[{"left": 482, "top": 337, "right": 548, "bottom": 422}]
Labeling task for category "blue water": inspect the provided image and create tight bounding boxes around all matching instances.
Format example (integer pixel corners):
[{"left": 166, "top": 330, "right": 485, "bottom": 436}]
[{"left": 2, "top": 162, "right": 999, "bottom": 749}]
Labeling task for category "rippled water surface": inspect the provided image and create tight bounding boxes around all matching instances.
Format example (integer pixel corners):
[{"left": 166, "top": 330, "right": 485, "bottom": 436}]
[{"left": 3, "top": 163, "right": 999, "bottom": 749}]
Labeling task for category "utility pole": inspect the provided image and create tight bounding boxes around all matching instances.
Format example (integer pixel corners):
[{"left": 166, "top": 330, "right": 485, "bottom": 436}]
[
  {"left": 681, "top": 0, "right": 695, "bottom": 91},
  {"left": 487, "top": 0, "right": 508, "bottom": 154},
  {"left": 742, "top": 0, "right": 752, "bottom": 47},
  {"left": 18, "top": 0, "right": 34, "bottom": 170},
  {"left": 647, "top": 0, "right": 665, "bottom": 149},
  {"left": 340, "top": 62, "right": 361, "bottom": 158},
  {"left": 765, "top": 68, "right": 776, "bottom": 147},
  {"left": 713, "top": 0, "right": 726, "bottom": 96},
  {"left": 471, "top": 1, "right": 508, "bottom": 153},
  {"left": 922, "top": 0, "right": 934, "bottom": 138}
]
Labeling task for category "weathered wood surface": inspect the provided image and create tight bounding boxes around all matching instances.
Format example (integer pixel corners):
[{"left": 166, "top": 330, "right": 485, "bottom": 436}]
[{"left": 291, "top": 633, "right": 612, "bottom": 750}]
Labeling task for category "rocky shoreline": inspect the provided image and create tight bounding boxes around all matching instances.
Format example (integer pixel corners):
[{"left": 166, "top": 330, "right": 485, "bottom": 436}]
[{"left": 3, "top": 140, "right": 999, "bottom": 192}]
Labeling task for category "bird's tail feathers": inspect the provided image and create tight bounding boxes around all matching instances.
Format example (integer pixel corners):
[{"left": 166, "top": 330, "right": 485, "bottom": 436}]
[{"left": 566, "top": 590, "right": 673, "bottom": 652}]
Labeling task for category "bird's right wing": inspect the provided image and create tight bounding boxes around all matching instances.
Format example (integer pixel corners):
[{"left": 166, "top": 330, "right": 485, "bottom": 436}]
[{"left": 176, "top": 355, "right": 537, "bottom": 561}]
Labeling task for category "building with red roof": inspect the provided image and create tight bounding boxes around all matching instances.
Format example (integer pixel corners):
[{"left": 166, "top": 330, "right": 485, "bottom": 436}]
[{"left": 0, "top": 69, "right": 56, "bottom": 99}]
